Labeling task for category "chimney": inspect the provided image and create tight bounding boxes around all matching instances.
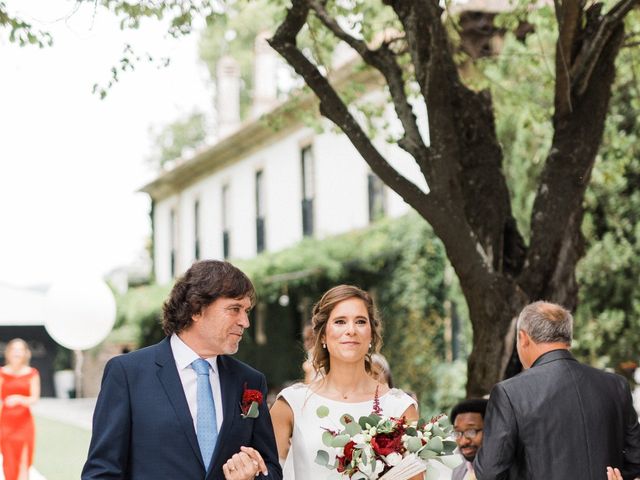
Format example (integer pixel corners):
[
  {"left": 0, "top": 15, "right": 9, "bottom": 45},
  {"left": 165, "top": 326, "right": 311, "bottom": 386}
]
[
  {"left": 216, "top": 55, "right": 241, "bottom": 138},
  {"left": 251, "top": 31, "right": 278, "bottom": 118}
]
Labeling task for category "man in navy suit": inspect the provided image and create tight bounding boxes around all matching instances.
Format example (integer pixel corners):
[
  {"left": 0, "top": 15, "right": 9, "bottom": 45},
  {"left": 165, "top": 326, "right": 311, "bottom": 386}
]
[{"left": 82, "top": 260, "right": 282, "bottom": 480}]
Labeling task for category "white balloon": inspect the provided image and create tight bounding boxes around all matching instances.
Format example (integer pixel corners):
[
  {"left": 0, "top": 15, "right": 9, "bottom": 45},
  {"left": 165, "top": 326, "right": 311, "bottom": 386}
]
[{"left": 44, "top": 276, "right": 116, "bottom": 350}]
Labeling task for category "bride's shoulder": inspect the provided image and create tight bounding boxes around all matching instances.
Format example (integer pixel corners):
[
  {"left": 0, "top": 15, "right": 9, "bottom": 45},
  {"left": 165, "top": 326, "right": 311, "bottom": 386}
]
[
  {"left": 277, "top": 382, "right": 309, "bottom": 400},
  {"left": 386, "top": 387, "right": 409, "bottom": 397},
  {"left": 384, "top": 388, "right": 418, "bottom": 407}
]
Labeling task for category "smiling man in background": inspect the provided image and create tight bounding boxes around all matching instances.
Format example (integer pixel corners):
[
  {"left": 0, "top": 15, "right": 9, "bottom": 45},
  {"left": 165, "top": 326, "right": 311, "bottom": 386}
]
[
  {"left": 82, "top": 260, "right": 282, "bottom": 480},
  {"left": 450, "top": 398, "right": 488, "bottom": 480}
]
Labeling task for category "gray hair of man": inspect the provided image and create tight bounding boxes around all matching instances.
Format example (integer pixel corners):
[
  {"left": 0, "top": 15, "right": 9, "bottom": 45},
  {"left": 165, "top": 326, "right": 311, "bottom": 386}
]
[{"left": 516, "top": 301, "right": 573, "bottom": 345}]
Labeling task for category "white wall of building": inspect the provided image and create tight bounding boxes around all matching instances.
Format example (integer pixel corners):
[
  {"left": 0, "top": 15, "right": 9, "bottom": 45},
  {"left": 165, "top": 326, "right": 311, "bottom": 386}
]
[{"left": 151, "top": 105, "right": 430, "bottom": 284}]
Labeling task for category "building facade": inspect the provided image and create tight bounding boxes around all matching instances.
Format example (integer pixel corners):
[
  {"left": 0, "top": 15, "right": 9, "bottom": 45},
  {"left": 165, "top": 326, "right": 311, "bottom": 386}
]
[{"left": 142, "top": 51, "right": 429, "bottom": 283}]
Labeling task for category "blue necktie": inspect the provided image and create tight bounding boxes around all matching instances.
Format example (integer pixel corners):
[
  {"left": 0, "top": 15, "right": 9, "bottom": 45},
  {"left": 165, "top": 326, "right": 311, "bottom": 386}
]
[{"left": 192, "top": 358, "right": 218, "bottom": 471}]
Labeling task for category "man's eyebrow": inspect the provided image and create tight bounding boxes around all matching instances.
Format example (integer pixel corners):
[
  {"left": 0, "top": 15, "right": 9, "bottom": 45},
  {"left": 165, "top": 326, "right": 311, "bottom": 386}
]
[{"left": 226, "top": 302, "right": 251, "bottom": 309}]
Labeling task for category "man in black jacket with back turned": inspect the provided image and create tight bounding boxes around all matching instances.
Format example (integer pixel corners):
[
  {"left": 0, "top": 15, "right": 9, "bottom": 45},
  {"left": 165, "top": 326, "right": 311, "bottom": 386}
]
[{"left": 475, "top": 301, "right": 640, "bottom": 480}]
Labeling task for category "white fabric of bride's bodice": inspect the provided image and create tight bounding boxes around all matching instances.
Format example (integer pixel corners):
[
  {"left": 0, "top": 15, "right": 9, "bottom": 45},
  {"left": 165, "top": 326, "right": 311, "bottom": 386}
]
[{"left": 278, "top": 383, "right": 417, "bottom": 480}]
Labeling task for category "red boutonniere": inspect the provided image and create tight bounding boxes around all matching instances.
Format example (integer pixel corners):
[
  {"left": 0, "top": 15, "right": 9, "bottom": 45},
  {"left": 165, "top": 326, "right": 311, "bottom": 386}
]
[{"left": 240, "top": 383, "right": 263, "bottom": 419}]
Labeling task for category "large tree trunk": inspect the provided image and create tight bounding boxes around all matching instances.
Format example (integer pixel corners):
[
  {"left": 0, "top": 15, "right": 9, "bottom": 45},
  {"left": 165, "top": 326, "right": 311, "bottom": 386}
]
[{"left": 270, "top": 0, "right": 631, "bottom": 396}]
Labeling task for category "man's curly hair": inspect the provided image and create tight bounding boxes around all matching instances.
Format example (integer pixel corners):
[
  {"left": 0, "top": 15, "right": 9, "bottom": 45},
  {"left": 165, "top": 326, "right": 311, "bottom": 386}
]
[{"left": 162, "top": 260, "right": 256, "bottom": 336}]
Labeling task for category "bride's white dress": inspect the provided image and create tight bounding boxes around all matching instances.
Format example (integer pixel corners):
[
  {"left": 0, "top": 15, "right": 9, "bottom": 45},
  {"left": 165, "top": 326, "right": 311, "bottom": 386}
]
[{"left": 278, "top": 383, "right": 417, "bottom": 480}]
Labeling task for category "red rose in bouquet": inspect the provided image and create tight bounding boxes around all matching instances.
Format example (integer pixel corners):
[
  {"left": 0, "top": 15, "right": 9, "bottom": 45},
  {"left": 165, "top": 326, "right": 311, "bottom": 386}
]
[
  {"left": 371, "top": 432, "right": 404, "bottom": 456},
  {"left": 371, "top": 418, "right": 406, "bottom": 456},
  {"left": 337, "top": 441, "right": 357, "bottom": 473},
  {"left": 344, "top": 441, "right": 356, "bottom": 461}
]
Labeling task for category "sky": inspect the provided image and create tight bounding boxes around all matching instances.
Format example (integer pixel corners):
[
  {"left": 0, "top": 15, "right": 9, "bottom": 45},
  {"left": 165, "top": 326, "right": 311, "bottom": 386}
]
[{"left": 0, "top": 1, "right": 212, "bottom": 287}]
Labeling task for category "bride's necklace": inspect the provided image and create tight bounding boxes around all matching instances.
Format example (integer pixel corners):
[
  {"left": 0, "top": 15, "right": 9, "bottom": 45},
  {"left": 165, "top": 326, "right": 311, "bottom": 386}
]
[
  {"left": 329, "top": 382, "right": 381, "bottom": 403},
  {"left": 337, "top": 388, "right": 355, "bottom": 400}
]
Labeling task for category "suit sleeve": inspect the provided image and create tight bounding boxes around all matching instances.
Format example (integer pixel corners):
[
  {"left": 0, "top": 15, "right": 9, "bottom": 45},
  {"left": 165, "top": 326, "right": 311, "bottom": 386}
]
[
  {"left": 252, "top": 374, "right": 283, "bottom": 480},
  {"left": 621, "top": 380, "right": 640, "bottom": 480},
  {"left": 81, "top": 357, "right": 131, "bottom": 480},
  {"left": 474, "top": 383, "right": 517, "bottom": 480}
]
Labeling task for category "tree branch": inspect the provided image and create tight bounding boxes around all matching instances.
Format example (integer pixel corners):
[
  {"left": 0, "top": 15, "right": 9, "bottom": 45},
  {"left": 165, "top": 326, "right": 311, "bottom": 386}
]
[
  {"left": 570, "top": 0, "right": 638, "bottom": 96},
  {"left": 554, "top": 0, "right": 583, "bottom": 118},
  {"left": 388, "top": 0, "right": 465, "bottom": 176},
  {"left": 307, "top": 0, "right": 433, "bottom": 175}
]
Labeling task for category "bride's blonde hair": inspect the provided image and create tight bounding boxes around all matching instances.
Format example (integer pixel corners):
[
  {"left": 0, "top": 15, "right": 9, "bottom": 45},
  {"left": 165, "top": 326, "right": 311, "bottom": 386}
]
[{"left": 310, "top": 285, "right": 382, "bottom": 375}]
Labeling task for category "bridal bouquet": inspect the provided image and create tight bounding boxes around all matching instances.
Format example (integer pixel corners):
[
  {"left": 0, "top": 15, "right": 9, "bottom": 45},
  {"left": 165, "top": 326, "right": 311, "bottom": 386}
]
[{"left": 314, "top": 407, "right": 456, "bottom": 480}]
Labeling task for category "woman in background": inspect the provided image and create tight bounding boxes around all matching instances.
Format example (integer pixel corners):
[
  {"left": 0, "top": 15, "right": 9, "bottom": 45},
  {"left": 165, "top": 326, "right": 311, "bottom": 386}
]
[
  {"left": 371, "top": 352, "right": 394, "bottom": 388},
  {"left": 0, "top": 339, "right": 40, "bottom": 480}
]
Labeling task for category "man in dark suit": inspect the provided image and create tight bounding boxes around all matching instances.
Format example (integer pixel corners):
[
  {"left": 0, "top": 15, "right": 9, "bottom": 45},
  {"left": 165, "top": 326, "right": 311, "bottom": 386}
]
[
  {"left": 475, "top": 301, "right": 640, "bottom": 480},
  {"left": 450, "top": 398, "right": 488, "bottom": 480},
  {"left": 82, "top": 260, "right": 282, "bottom": 480}
]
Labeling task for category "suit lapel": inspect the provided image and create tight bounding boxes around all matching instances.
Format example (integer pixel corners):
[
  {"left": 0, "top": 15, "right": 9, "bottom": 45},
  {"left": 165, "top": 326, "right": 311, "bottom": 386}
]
[
  {"left": 155, "top": 338, "right": 205, "bottom": 471},
  {"left": 210, "top": 356, "right": 239, "bottom": 468}
]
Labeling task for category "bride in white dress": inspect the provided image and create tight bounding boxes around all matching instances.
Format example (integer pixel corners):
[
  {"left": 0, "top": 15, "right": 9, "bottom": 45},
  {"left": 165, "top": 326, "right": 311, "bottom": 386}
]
[{"left": 270, "top": 285, "right": 422, "bottom": 480}]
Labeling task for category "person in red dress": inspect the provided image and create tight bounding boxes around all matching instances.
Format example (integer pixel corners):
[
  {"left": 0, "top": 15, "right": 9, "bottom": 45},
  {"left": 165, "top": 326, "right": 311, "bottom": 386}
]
[{"left": 0, "top": 338, "right": 40, "bottom": 480}]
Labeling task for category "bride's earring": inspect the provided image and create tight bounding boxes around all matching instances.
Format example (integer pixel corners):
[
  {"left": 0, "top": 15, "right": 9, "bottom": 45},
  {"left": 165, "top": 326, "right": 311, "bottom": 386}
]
[{"left": 322, "top": 343, "right": 326, "bottom": 349}]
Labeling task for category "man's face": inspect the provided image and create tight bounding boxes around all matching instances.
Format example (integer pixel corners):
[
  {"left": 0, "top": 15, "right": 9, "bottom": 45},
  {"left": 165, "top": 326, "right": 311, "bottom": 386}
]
[
  {"left": 453, "top": 412, "right": 484, "bottom": 462},
  {"left": 189, "top": 296, "right": 252, "bottom": 356}
]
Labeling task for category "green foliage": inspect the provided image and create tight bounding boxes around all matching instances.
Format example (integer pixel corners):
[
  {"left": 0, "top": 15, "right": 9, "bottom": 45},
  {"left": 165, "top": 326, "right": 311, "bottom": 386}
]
[
  {"left": 97, "top": 0, "right": 222, "bottom": 36},
  {"left": 0, "top": 2, "right": 53, "bottom": 47},
  {"left": 573, "top": 23, "right": 640, "bottom": 371},
  {"left": 0, "top": 2, "right": 53, "bottom": 48},
  {"left": 112, "top": 283, "right": 171, "bottom": 345},
  {"left": 421, "top": 360, "right": 467, "bottom": 417},
  {"left": 147, "top": 110, "right": 208, "bottom": 169}
]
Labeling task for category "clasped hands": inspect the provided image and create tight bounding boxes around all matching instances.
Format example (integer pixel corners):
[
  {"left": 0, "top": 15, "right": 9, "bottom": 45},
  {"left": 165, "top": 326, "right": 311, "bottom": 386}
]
[
  {"left": 223, "top": 446, "right": 268, "bottom": 480},
  {"left": 3, "top": 394, "right": 28, "bottom": 407}
]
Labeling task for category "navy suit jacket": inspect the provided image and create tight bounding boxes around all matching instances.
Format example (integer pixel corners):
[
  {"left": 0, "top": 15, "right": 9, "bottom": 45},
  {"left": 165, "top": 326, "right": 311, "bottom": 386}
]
[{"left": 82, "top": 338, "right": 282, "bottom": 480}]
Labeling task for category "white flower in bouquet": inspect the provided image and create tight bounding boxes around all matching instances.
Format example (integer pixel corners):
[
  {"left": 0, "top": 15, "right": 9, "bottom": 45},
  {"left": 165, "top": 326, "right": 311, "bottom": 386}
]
[
  {"left": 352, "top": 433, "right": 367, "bottom": 444},
  {"left": 385, "top": 452, "right": 403, "bottom": 466}
]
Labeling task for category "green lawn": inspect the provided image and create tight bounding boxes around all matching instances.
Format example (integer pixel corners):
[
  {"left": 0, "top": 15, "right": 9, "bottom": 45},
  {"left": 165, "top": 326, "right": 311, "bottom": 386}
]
[{"left": 34, "top": 416, "right": 91, "bottom": 480}]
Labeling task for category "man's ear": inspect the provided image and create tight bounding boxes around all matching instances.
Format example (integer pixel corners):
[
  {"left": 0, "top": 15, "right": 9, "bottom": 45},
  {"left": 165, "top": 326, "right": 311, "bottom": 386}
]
[
  {"left": 518, "top": 329, "right": 530, "bottom": 347},
  {"left": 192, "top": 310, "right": 202, "bottom": 323}
]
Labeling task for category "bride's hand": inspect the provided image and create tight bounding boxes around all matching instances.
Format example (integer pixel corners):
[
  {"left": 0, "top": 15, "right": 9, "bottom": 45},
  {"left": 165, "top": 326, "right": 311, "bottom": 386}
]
[
  {"left": 222, "top": 453, "right": 254, "bottom": 480},
  {"left": 240, "top": 446, "right": 268, "bottom": 476}
]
